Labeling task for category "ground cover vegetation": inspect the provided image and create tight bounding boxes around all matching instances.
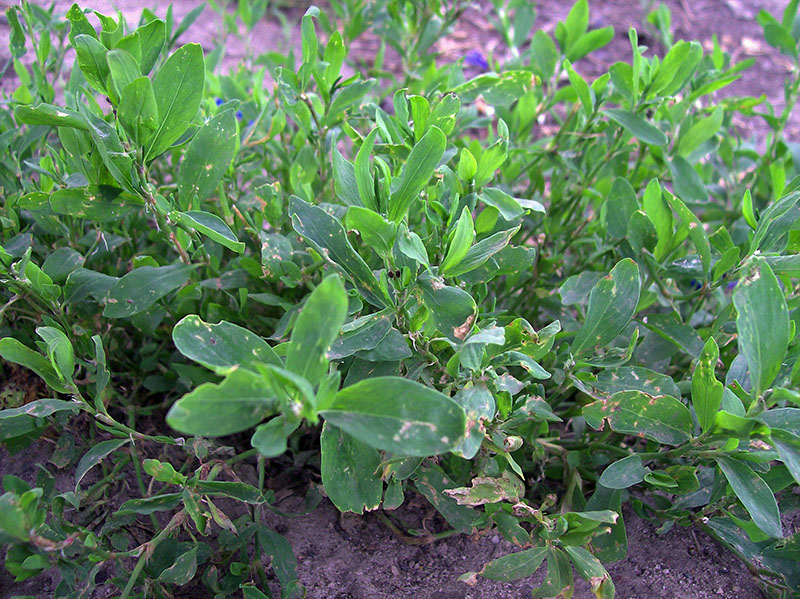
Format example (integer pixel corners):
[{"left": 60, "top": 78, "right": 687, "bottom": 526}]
[{"left": 1, "top": 0, "right": 800, "bottom": 597}]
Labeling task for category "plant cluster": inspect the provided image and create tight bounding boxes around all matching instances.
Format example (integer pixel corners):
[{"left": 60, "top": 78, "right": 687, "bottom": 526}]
[{"left": 1, "top": 0, "right": 800, "bottom": 597}]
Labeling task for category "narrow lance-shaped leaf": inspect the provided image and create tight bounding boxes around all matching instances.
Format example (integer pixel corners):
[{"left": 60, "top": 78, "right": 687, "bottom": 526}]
[
  {"left": 717, "top": 456, "right": 783, "bottom": 539},
  {"left": 440, "top": 207, "right": 474, "bottom": 275},
  {"left": 480, "top": 547, "right": 547, "bottom": 581},
  {"left": 75, "top": 439, "right": 129, "bottom": 490},
  {"left": 0, "top": 337, "right": 70, "bottom": 394},
  {"left": 572, "top": 258, "right": 640, "bottom": 358},
  {"left": 289, "top": 196, "right": 393, "bottom": 308},
  {"left": 603, "top": 108, "right": 667, "bottom": 146},
  {"left": 664, "top": 189, "right": 711, "bottom": 277},
  {"left": 733, "top": 257, "right": 789, "bottom": 397},
  {"left": 171, "top": 210, "right": 245, "bottom": 253},
  {"left": 692, "top": 337, "right": 723, "bottom": 432},
  {"left": 286, "top": 274, "right": 348, "bottom": 387},
  {"left": 388, "top": 126, "right": 446, "bottom": 222}
]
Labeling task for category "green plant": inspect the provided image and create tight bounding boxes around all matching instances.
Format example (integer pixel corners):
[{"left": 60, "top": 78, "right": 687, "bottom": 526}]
[{"left": 1, "top": 0, "right": 800, "bottom": 597}]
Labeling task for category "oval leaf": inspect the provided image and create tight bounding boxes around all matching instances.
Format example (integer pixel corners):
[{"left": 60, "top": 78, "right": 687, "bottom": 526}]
[
  {"left": 320, "top": 376, "right": 466, "bottom": 456},
  {"left": 166, "top": 369, "right": 278, "bottom": 437},
  {"left": 172, "top": 315, "right": 280, "bottom": 374}
]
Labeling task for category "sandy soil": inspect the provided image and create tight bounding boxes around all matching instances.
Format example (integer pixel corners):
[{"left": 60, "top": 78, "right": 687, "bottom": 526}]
[{"left": 1, "top": 1, "right": 797, "bottom": 597}]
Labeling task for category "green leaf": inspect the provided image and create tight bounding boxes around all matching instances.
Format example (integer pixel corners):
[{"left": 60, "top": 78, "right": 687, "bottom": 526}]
[
  {"left": 286, "top": 274, "right": 348, "bottom": 387},
  {"left": 35, "top": 326, "right": 74, "bottom": 382},
  {"left": 572, "top": 258, "right": 640, "bottom": 358},
  {"left": 332, "top": 146, "right": 361, "bottom": 207},
  {"left": 567, "top": 26, "right": 614, "bottom": 62},
  {"left": 771, "top": 429, "right": 800, "bottom": 486},
  {"left": 320, "top": 423, "right": 382, "bottom": 513},
  {"left": 177, "top": 110, "right": 238, "bottom": 209},
  {"left": 603, "top": 108, "right": 667, "bottom": 146},
  {"left": 118, "top": 76, "right": 159, "bottom": 145},
  {"left": 584, "top": 390, "right": 693, "bottom": 445},
  {"left": 445, "top": 227, "right": 520, "bottom": 277},
  {"left": 413, "top": 464, "right": 476, "bottom": 532},
  {"left": 717, "top": 456, "right": 783, "bottom": 538},
  {"left": 669, "top": 156, "right": 708, "bottom": 204},
  {"left": 49, "top": 186, "right": 144, "bottom": 222},
  {"left": 480, "top": 547, "right": 547, "bottom": 581},
  {"left": 0, "top": 399, "right": 80, "bottom": 421},
  {"left": 642, "top": 179, "right": 673, "bottom": 262},
  {"left": 563, "top": 546, "right": 613, "bottom": 597},
  {"left": 158, "top": 546, "right": 198, "bottom": 585},
  {"left": 13, "top": 104, "right": 88, "bottom": 131},
  {"left": 345, "top": 206, "right": 396, "bottom": 258},
  {"left": 328, "top": 79, "right": 376, "bottom": 123},
  {"left": 172, "top": 210, "right": 245, "bottom": 253},
  {"left": 172, "top": 315, "right": 280, "bottom": 374},
  {"left": 195, "top": 480, "right": 263, "bottom": 504},
  {"left": 103, "top": 263, "right": 193, "bottom": 318},
  {"left": 251, "top": 415, "right": 294, "bottom": 458},
  {"left": 440, "top": 208, "right": 474, "bottom": 275},
  {"left": 328, "top": 311, "right": 393, "bottom": 360},
  {"left": 474, "top": 135, "right": 509, "bottom": 187},
  {"left": 79, "top": 104, "right": 136, "bottom": 192},
  {"left": 605, "top": 177, "right": 638, "bottom": 238},
  {"left": 733, "top": 258, "right": 790, "bottom": 397},
  {"left": 593, "top": 367, "right": 681, "bottom": 398},
  {"left": 458, "top": 148, "right": 477, "bottom": 181},
  {"left": 289, "top": 197, "right": 393, "bottom": 308},
  {"left": 742, "top": 188, "right": 758, "bottom": 230},
  {"left": 692, "top": 337, "right": 723, "bottom": 432},
  {"left": 73, "top": 34, "right": 110, "bottom": 94},
  {"left": 75, "top": 439, "right": 129, "bottom": 490},
  {"left": 598, "top": 455, "right": 646, "bottom": 489},
  {"left": 323, "top": 30, "right": 345, "bottom": 87},
  {"left": 320, "top": 376, "right": 466, "bottom": 456},
  {"left": 418, "top": 272, "right": 477, "bottom": 343},
  {"left": 146, "top": 43, "right": 205, "bottom": 160},
  {"left": 354, "top": 128, "right": 379, "bottom": 212},
  {"left": 137, "top": 18, "right": 165, "bottom": 74},
  {"left": 106, "top": 48, "right": 141, "bottom": 99},
  {"left": 677, "top": 106, "right": 723, "bottom": 157},
  {"left": 641, "top": 311, "right": 705, "bottom": 358},
  {"left": 116, "top": 494, "right": 182, "bottom": 516},
  {"left": 0, "top": 337, "right": 70, "bottom": 394},
  {"left": 396, "top": 224, "right": 429, "bottom": 267},
  {"left": 480, "top": 187, "right": 526, "bottom": 221},
  {"left": 664, "top": 189, "right": 711, "bottom": 276},
  {"left": 388, "top": 126, "right": 446, "bottom": 222},
  {"left": 166, "top": 369, "right": 278, "bottom": 437}
]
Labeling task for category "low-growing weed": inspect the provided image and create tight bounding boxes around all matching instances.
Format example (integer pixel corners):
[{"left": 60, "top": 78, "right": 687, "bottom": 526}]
[{"left": 1, "top": 0, "right": 800, "bottom": 597}]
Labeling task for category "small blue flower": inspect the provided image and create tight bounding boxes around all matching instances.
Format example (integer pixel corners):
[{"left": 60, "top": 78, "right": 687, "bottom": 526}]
[
  {"left": 215, "top": 98, "right": 224, "bottom": 106},
  {"left": 689, "top": 279, "right": 702, "bottom": 291},
  {"left": 236, "top": 110, "right": 243, "bottom": 120},
  {"left": 248, "top": 119, "right": 254, "bottom": 126},
  {"left": 464, "top": 50, "right": 489, "bottom": 70},
  {"left": 726, "top": 281, "right": 737, "bottom": 291}
]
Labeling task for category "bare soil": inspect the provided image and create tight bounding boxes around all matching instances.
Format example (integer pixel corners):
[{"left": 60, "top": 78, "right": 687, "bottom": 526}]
[{"left": 1, "top": 1, "right": 798, "bottom": 597}]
